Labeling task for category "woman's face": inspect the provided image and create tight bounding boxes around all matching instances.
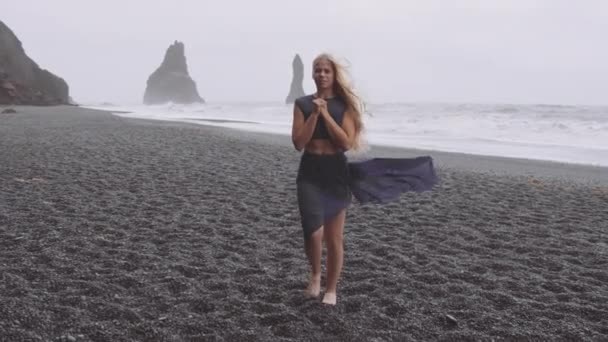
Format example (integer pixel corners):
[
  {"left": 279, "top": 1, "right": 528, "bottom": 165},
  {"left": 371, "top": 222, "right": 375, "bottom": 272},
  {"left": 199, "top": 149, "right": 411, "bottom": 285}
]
[{"left": 313, "top": 58, "right": 334, "bottom": 90}]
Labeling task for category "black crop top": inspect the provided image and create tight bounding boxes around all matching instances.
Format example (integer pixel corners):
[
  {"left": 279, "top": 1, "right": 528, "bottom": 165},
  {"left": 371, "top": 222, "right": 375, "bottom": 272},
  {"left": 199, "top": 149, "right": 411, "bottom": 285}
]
[{"left": 294, "top": 95, "right": 347, "bottom": 139}]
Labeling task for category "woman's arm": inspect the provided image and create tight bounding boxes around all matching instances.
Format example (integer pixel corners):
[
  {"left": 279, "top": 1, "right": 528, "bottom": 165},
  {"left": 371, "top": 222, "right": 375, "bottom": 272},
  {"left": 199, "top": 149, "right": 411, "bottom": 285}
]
[
  {"left": 320, "top": 107, "right": 356, "bottom": 151},
  {"left": 291, "top": 104, "right": 320, "bottom": 151}
]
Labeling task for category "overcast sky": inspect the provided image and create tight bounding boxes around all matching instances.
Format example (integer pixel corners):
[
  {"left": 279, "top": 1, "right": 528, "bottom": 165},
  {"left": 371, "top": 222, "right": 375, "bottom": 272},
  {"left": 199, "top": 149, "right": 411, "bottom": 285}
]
[{"left": 3, "top": 0, "right": 607, "bottom": 105}]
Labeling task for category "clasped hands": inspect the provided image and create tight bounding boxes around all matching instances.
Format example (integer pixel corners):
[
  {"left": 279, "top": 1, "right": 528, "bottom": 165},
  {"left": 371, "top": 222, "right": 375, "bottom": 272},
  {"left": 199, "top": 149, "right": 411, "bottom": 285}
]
[{"left": 312, "top": 98, "right": 329, "bottom": 119}]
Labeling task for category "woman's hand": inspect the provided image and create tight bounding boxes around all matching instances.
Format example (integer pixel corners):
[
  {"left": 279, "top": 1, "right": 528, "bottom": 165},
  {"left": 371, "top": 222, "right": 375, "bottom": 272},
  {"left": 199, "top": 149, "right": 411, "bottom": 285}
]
[{"left": 312, "top": 98, "right": 328, "bottom": 117}]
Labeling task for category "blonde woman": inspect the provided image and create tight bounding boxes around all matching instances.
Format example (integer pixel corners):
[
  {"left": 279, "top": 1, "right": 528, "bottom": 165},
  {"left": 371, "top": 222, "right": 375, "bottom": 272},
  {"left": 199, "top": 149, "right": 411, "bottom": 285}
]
[{"left": 291, "top": 53, "right": 437, "bottom": 305}]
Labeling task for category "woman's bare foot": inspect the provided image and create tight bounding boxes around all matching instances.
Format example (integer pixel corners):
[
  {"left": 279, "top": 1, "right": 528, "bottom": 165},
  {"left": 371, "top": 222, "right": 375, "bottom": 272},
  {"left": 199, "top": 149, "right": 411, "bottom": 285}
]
[
  {"left": 322, "top": 292, "right": 337, "bottom": 305},
  {"left": 304, "top": 274, "right": 321, "bottom": 298}
]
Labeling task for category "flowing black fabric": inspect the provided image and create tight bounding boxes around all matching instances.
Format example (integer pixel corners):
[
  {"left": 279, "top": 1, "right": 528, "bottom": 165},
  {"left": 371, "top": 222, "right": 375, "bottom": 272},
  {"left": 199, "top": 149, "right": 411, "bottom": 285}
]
[
  {"left": 295, "top": 151, "right": 439, "bottom": 239},
  {"left": 347, "top": 156, "right": 438, "bottom": 204}
]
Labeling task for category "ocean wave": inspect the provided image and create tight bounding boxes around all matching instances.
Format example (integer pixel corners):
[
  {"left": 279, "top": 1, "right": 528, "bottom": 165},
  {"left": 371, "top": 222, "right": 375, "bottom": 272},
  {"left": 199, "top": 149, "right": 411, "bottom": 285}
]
[{"left": 83, "top": 102, "right": 608, "bottom": 167}]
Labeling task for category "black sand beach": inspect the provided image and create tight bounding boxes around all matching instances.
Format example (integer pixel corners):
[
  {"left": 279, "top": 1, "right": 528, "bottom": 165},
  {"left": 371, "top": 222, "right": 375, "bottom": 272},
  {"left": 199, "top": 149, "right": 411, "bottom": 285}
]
[{"left": 1, "top": 106, "right": 607, "bottom": 341}]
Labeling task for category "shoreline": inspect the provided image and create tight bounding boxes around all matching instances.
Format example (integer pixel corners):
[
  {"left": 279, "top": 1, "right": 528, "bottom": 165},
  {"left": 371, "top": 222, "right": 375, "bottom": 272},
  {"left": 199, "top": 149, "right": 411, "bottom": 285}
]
[
  {"left": 97, "top": 107, "right": 608, "bottom": 186},
  {"left": 79, "top": 102, "right": 608, "bottom": 170}
]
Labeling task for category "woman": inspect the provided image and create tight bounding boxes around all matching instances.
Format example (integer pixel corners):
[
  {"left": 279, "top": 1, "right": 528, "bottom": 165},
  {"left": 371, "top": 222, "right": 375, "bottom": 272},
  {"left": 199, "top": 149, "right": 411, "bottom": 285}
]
[{"left": 291, "top": 53, "right": 438, "bottom": 305}]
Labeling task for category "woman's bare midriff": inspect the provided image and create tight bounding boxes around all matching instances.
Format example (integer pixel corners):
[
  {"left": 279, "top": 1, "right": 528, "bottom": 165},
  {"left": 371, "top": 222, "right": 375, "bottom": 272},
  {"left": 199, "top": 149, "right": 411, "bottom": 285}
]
[{"left": 304, "top": 139, "right": 341, "bottom": 155}]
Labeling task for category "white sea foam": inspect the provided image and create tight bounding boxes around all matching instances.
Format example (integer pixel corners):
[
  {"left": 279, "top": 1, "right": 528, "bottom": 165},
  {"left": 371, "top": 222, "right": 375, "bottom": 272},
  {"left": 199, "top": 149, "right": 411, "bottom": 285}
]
[{"left": 84, "top": 101, "right": 608, "bottom": 167}]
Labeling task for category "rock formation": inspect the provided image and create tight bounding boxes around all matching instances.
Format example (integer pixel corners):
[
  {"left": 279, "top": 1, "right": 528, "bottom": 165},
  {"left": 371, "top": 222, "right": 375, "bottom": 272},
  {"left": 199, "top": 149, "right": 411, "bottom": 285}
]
[
  {"left": 285, "top": 54, "right": 306, "bottom": 104},
  {"left": 0, "top": 20, "right": 70, "bottom": 105},
  {"left": 143, "top": 41, "right": 204, "bottom": 105}
]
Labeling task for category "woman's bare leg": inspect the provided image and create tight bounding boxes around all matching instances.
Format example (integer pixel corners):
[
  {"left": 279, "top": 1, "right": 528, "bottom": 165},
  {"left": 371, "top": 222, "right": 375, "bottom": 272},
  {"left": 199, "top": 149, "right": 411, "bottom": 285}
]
[
  {"left": 304, "top": 226, "right": 324, "bottom": 297},
  {"left": 322, "top": 209, "right": 346, "bottom": 305}
]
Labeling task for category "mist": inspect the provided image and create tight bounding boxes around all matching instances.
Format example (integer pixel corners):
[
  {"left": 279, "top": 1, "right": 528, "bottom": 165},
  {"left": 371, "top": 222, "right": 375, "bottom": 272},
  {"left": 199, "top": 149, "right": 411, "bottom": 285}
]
[{"left": 4, "top": 0, "right": 608, "bottom": 105}]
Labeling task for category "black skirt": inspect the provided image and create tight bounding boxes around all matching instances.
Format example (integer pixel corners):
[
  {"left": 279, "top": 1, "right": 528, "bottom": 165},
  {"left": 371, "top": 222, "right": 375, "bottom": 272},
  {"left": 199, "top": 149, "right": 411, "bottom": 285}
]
[
  {"left": 296, "top": 152, "right": 352, "bottom": 240},
  {"left": 296, "top": 151, "right": 439, "bottom": 240}
]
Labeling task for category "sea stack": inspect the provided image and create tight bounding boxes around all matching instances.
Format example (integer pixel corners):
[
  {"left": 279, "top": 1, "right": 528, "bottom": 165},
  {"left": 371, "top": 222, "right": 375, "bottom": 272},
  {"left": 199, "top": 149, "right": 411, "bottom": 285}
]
[
  {"left": 143, "top": 41, "right": 204, "bottom": 105},
  {"left": 0, "top": 20, "right": 69, "bottom": 105},
  {"left": 285, "top": 54, "right": 305, "bottom": 104}
]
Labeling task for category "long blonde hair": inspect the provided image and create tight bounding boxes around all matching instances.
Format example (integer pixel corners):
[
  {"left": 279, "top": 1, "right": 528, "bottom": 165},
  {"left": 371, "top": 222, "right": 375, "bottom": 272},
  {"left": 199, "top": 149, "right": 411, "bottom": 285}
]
[{"left": 313, "top": 53, "right": 366, "bottom": 151}]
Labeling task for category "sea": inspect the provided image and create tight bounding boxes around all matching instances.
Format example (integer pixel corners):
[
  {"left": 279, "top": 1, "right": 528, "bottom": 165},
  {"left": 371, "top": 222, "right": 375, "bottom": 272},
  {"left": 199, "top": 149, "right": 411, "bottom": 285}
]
[{"left": 84, "top": 102, "right": 608, "bottom": 167}]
